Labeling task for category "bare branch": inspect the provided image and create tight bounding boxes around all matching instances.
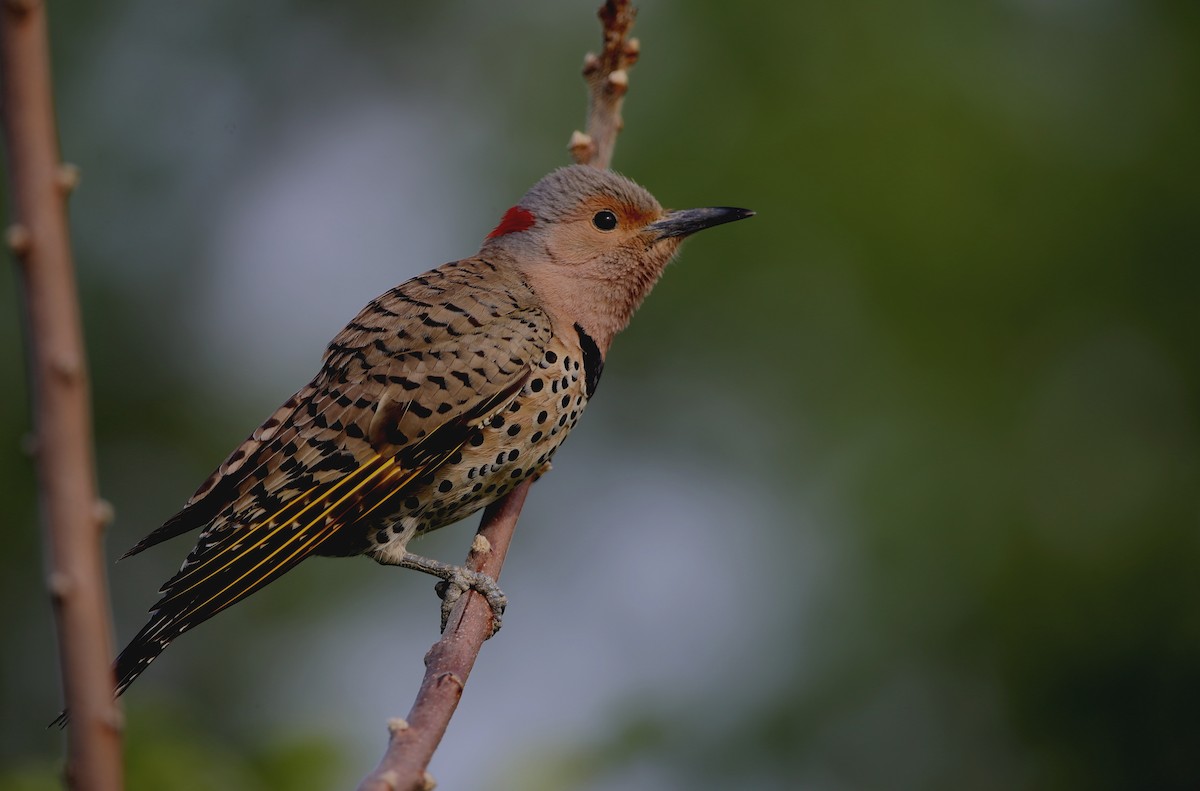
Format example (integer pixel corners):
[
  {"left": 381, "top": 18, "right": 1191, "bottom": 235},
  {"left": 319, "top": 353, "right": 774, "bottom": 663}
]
[
  {"left": 0, "top": 2, "right": 123, "bottom": 789},
  {"left": 569, "top": 0, "right": 639, "bottom": 170},
  {"left": 357, "top": 478, "right": 532, "bottom": 791}
]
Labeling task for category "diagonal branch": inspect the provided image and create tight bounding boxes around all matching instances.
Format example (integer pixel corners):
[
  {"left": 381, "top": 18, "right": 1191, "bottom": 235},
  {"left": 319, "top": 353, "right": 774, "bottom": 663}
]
[
  {"left": 356, "top": 479, "right": 532, "bottom": 791},
  {"left": 357, "top": 3, "right": 638, "bottom": 789},
  {"left": 0, "top": 2, "right": 123, "bottom": 790}
]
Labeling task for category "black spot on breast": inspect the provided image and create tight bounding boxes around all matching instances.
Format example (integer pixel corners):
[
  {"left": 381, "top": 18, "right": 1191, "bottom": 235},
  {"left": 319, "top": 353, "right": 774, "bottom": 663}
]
[{"left": 574, "top": 322, "right": 604, "bottom": 398}]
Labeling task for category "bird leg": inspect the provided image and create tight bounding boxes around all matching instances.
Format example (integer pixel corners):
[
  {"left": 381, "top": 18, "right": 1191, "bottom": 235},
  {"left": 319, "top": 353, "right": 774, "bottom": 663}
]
[{"left": 383, "top": 552, "right": 507, "bottom": 636}]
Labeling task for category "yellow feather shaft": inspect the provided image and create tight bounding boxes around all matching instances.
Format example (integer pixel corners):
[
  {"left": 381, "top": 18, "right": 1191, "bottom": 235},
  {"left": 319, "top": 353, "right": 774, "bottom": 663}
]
[
  {"left": 194, "top": 456, "right": 401, "bottom": 612},
  {"left": 165, "top": 454, "right": 385, "bottom": 601}
]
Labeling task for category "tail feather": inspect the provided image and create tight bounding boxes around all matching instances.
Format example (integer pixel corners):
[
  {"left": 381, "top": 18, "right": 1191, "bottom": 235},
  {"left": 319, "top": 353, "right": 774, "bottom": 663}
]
[
  {"left": 48, "top": 344, "right": 516, "bottom": 726},
  {"left": 49, "top": 610, "right": 180, "bottom": 728},
  {"left": 113, "top": 611, "right": 183, "bottom": 699}
]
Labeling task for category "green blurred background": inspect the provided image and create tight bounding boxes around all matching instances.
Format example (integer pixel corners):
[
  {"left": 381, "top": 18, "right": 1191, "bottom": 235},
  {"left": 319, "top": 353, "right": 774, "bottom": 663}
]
[{"left": 3, "top": 1, "right": 1198, "bottom": 788}]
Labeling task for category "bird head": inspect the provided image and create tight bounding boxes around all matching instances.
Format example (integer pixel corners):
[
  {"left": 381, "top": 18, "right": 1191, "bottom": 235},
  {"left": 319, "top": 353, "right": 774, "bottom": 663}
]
[{"left": 481, "top": 165, "right": 753, "bottom": 349}]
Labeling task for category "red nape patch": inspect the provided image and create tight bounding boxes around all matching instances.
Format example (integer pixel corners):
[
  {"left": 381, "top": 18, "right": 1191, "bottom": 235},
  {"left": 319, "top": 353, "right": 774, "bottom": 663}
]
[{"left": 486, "top": 206, "right": 536, "bottom": 239}]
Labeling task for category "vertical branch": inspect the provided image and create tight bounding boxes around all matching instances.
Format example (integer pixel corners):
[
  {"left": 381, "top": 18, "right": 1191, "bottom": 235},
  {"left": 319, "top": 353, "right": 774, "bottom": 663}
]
[
  {"left": 0, "top": 2, "right": 123, "bottom": 789},
  {"left": 357, "top": 3, "right": 638, "bottom": 789},
  {"left": 569, "top": 0, "right": 639, "bottom": 170}
]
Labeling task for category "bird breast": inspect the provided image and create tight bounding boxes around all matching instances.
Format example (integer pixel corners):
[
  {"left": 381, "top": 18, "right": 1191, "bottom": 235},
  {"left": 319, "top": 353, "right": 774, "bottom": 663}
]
[{"left": 364, "top": 336, "right": 592, "bottom": 555}]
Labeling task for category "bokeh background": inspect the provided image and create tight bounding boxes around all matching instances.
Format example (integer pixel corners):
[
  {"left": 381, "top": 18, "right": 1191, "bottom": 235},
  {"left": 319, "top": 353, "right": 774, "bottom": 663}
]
[{"left": 3, "top": 1, "right": 1198, "bottom": 788}]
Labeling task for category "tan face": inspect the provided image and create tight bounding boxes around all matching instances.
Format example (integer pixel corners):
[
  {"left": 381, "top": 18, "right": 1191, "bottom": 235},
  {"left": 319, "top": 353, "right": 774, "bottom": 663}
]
[
  {"left": 540, "top": 194, "right": 673, "bottom": 270},
  {"left": 479, "top": 165, "right": 751, "bottom": 347}
]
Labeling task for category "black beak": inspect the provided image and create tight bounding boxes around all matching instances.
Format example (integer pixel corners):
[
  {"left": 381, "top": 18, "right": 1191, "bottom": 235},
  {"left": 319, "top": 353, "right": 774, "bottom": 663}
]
[{"left": 649, "top": 206, "right": 755, "bottom": 240}]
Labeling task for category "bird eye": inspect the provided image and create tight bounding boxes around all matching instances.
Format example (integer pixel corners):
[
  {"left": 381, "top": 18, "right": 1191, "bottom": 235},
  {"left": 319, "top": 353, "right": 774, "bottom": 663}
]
[{"left": 592, "top": 210, "right": 618, "bottom": 231}]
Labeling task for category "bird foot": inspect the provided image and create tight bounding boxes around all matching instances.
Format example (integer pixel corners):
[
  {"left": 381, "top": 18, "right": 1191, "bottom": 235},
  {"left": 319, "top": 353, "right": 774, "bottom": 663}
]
[
  {"left": 392, "top": 552, "right": 506, "bottom": 637},
  {"left": 434, "top": 569, "right": 507, "bottom": 635}
]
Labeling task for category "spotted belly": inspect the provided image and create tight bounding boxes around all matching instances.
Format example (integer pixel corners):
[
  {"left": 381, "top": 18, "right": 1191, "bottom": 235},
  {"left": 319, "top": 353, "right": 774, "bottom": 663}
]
[{"left": 363, "top": 343, "right": 592, "bottom": 561}]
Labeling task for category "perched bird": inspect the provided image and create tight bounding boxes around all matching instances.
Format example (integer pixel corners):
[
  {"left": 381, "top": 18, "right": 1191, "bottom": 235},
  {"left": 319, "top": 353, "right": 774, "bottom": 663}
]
[{"left": 105, "top": 165, "right": 752, "bottom": 704}]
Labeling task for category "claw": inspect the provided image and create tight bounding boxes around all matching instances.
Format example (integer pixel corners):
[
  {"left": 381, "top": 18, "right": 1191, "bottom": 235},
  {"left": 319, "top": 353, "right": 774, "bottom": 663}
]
[
  {"left": 435, "top": 567, "right": 507, "bottom": 636},
  {"left": 378, "top": 551, "right": 509, "bottom": 637}
]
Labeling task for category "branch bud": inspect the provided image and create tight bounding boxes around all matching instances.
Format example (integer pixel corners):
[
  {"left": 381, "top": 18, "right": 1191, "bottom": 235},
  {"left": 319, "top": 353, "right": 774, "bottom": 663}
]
[
  {"left": 56, "top": 163, "right": 81, "bottom": 194},
  {"left": 94, "top": 499, "right": 115, "bottom": 530},
  {"left": 582, "top": 51, "right": 601, "bottom": 76},
  {"left": 47, "top": 571, "right": 72, "bottom": 602},
  {"left": 623, "top": 37, "right": 641, "bottom": 64},
  {"left": 470, "top": 533, "right": 492, "bottom": 556},
  {"left": 568, "top": 130, "right": 595, "bottom": 165},
  {"left": 103, "top": 706, "right": 125, "bottom": 733},
  {"left": 50, "top": 353, "right": 82, "bottom": 383},
  {"left": 606, "top": 69, "right": 628, "bottom": 96},
  {"left": 5, "top": 223, "right": 31, "bottom": 256}
]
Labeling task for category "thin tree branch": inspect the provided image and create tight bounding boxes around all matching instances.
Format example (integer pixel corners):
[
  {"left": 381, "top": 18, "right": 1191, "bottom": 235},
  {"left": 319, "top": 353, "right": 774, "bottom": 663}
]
[
  {"left": 569, "top": 0, "right": 639, "bottom": 170},
  {"left": 357, "top": 3, "right": 639, "bottom": 789},
  {"left": 357, "top": 479, "right": 532, "bottom": 791},
  {"left": 0, "top": 1, "right": 123, "bottom": 789}
]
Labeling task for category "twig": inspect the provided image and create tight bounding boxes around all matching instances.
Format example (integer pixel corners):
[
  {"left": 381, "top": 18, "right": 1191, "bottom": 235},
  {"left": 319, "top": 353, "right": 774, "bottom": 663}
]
[
  {"left": 357, "top": 3, "right": 639, "bottom": 789},
  {"left": 0, "top": 2, "right": 123, "bottom": 790},
  {"left": 569, "top": 0, "right": 639, "bottom": 170}
]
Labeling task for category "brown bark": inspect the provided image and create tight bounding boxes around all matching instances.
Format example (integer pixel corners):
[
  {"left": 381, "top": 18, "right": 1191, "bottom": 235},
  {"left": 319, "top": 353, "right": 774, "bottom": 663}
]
[
  {"left": 357, "top": 3, "right": 639, "bottom": 789},
  {"left": 357, "top": 481, "right": 532, "bottom": 791},
  {"left": 569, "top": 0, "right": 639, "bottom": 171},
  {"left": 0, "top": 1, "right": 123, "bottom": 789}
]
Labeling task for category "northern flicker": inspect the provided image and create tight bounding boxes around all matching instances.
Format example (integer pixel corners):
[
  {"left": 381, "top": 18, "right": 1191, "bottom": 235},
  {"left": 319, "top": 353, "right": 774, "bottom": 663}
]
[{"left": 104, "top": 165, "right": 752, "bottom": 703}]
